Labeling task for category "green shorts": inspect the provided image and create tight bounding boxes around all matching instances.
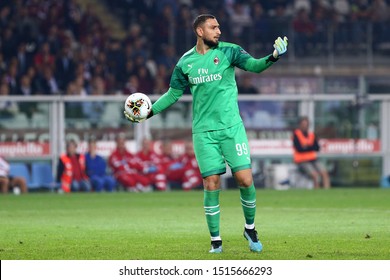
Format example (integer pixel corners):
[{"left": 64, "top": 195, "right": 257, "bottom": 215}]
[{"left": 193, "top": 122, "right": 251, "bottom": 178}]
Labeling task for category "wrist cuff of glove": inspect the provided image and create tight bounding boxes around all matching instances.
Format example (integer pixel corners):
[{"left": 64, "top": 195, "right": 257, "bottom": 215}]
[{"left": 266, "top": 54, "right": 279, "bottom": 63}]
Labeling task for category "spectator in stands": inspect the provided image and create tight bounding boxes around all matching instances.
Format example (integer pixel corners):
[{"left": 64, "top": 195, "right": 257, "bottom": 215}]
[
  {"left": 156, "top": 45, "right": 178, "bottom": 73},
  {"left": 369, "top": 0, "right": 389, "bottom": 48},
  {"left": 136, "top": 138, "right": 167, "bottom": 191},
  {"left": 292, "top": 8, "right": 316, "bottom": 56},
  {"left": 1, "top": 0, "right": 389, "bottom": 98},
  {"left": 108, "top": 133, "right": 152, "bottom": 192},
  {"left": 251, "top": 2, "right": 271, "bottom": 51},
  {"left": 25, "top": 66, "right": 42, "bottom": 94},
  {"left": 0, "top": 82, "right": 19, "bottom": 118},
  {"left": 1, "top": 27, "right": 18, "bottom": 61},
  {"left": 5, "top": 60, "right": 18, "bottom": 95},
  {"left": 228, "top": 2, "right": 253, "bottom": 46},
  {"left": 159, "top": 140, "right": 184, "bottom": 188},
  {"left": 56, "top": 139, "right": 91, "bottom": 192},
  {"left": 38, "top": 66, "right": 60, "bottom": 95},
  {"left": 34, "top": 42, "right": 55, "bottom": 73},
  {"left": 175, "top": 4, "right": 194, "bottom": 55},
  {"left": 16, "top": 43, "right": 33, "bottom": 76},
  {"left": 237, "top": 75, "right": 259, "bottom": 94},
  {"left": 55, "top": 45, "right": 76, "bottom": 91},
  {"left": 292, "top": 116, "right": 331, "bottom": 189},
  {"left": 123, "top": 75, "right": 139, "bottom": 96},
  {"left": 0, "top": 53, "right": 7, "bottom": 75},
  {"left": 85, "top": 138, "right": 116, "bottom": 192},
  {"left": 0, "top": 156, "right": 28, "bottom": 194},
  {"left": 158, "top": 140, "right": 202, "bottom": 191},
  {"left": 135, "top": 65, "right": 154, "bottom": 94},
  {"left": 350, "top": 0, "right": 370, "bottom": 46},
  {"left": 16, "top": 74, "right": 38, "bottom": 119}
]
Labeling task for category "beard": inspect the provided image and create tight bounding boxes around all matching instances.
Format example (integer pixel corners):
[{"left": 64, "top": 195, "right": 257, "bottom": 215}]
[{"left": 203, "top": 37, "right": 219, "bottom": 48}]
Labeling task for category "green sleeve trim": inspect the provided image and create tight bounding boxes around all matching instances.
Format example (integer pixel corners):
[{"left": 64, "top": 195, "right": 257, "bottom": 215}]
[
  {"left": 244, "top": 54, "right": 278, "bottom": 73},
  {"left": 151, "top": 87, "right": 184, "bottom": 115}
]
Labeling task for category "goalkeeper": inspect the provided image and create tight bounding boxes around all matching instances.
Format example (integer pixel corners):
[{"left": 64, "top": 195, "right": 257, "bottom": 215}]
[{"left": 125, "top": 14, "right": 288, "bottom": 253}]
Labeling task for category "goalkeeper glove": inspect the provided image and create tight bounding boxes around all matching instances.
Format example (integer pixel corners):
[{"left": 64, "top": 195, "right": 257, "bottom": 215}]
[
  {"left": 123, "top": 110, "right": 154, "bottom": 123},
  {"left": 272, "top": 36, "right": 288, "bottom": 58},
  {"left": 124, "top": 110, "right": 142, "bottom": 123}
]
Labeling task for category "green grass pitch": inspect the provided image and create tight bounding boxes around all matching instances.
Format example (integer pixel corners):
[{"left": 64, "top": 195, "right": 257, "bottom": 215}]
[{"left": 0, "top": 188, "right": 389, "bottom": 260}]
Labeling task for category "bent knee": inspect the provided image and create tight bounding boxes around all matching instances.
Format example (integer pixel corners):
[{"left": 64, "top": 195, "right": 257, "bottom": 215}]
[{"left": 203, "top": 175, "right": 220, "bottom": 190}]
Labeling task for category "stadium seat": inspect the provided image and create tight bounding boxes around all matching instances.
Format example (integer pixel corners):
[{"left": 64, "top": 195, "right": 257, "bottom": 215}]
[
  {"left": 380, "top": 176, "right": 390, "bottom": 188},
  {"left": 9, "top": 163, "right": 40, "bottom": 190},
  {"left": 31, "top": 162, "right": 60, "bottom": 191},
  {"left": 31, "top": 112, "right": 49, "bottom": 128},
  {"left": 1, "top": 113, "right": 30, "bottom": 129}
]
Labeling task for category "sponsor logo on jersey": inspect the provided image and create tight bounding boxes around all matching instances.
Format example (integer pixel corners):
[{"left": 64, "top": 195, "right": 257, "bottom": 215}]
[
  {"left": 188, "top": 73, "right": 222, "bottom": 85},
  {"left": 188, "top": 67, "right": 222, "bottom": 85}
]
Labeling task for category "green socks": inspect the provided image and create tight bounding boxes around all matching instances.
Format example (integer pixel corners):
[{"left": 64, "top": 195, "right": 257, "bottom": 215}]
[
  {"left": 204, "top": 189, "right": 220, "bottom": 238},
  {"left": 240, "top": 184, "right": 256, "bottom": 225},
  {"left": 204, "top": 185, "right": 256, "bottom": 239}
]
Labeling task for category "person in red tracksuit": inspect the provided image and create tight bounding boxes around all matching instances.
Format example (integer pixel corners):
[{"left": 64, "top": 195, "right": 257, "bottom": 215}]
[
  {"left": 136, "top": 139, "right": 167, "bottom": 191},
  {"left": 108, "top": 134, "right": 151, "bottom": 192},
  {"left": 159, "top": 140, "right": 185, "bottom": 187},
  {"left": 179, "top": 141, "right": 203, "bottom": 191},
  {"left": 159, "top": 140, "right": 202, "bottom": 191}
]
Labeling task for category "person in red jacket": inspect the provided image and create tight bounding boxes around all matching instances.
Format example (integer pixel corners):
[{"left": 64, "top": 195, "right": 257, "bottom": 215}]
[
  {"left": 56, "top": 139, "right": 91, "bottom": 192},
  {"left": 136, "top": 139, "right": 167, "bottom": 191},
  {"left": 108, "top": 134, "right": 151, "bottom": 192},
  {"left": 292, "top": 116, "right": 330, "bottom": 189},
  {"left": 179, "top": 141, "right": 203, "bottom": 191},
  {"left": 159, "top": 140, "right": 202, "bottom": 191}
]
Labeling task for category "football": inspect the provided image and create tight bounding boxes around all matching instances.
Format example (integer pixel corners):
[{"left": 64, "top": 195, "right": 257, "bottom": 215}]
[{"left": 124, "top": 92, "right": 152, "bottom": 121}]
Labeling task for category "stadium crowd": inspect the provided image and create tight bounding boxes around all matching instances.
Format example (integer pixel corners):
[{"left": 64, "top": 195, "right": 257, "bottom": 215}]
[{"left": 0, "top": 0, "right": 389, "bottom": 109}]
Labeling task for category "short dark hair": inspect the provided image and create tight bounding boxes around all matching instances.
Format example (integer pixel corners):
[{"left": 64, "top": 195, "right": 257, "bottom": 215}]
[
  {"left": 192, "top": 14, "right": 216, "bottom": 34},
  {"left": 298, "top": 116, "right": 309, "bottom": 125},
  {"left": 66, "top": 139, "right": 77, "bottom": 148}
]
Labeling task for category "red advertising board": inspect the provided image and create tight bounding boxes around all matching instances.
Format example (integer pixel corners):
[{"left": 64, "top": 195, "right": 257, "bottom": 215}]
[
  {"left": 0, "top": 139, "right": 381, "bottom": 159},
  {"left": 0, "top": 142, "right": 50, "bottom": 158}
]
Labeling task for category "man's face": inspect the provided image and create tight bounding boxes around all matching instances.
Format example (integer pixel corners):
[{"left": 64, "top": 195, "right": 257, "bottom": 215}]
[
  {"left": 117, "top": 138, "right": 126, "bottom": 151},
  {"left": 300, "top": 119, "right": 309, "bottom": 132},
  {"left": 89, "top": 142, "right": 97, "bottom": 153},
  {"left": 67, "top": 142, "right": 77, "bottom": 155},
  {"left": 198, "top": 18, "right": 221, "bottom": 48}
]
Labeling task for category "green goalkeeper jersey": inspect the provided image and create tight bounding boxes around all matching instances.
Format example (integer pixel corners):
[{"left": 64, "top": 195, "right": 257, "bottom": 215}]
[{"left": 152, "top": 41, "right": 277, "bottom": 133}]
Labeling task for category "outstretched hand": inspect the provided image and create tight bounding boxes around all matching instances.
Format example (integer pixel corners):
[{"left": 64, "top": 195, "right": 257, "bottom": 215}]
[{"left": 273, "top": 36, "right": 288, "bottom": 58}]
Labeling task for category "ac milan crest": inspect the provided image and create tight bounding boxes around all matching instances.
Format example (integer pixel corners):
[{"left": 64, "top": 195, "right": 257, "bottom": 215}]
[{"left": 214, "top": 56, "right": 219, "bottom": 65}]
